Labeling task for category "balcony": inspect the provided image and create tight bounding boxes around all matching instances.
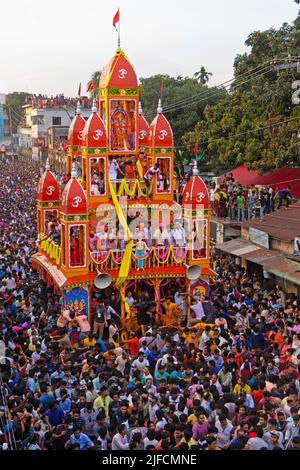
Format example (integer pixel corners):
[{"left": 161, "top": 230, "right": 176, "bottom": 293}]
[
  {"left": 90, "top": 245, "right": 188, "bottom": 272},
  {"left": 38, "top": 238, "right": 61, "bottom": 265}
]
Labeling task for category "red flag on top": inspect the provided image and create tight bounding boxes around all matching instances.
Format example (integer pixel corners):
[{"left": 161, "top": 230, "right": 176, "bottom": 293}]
[
  {"left": 113, "top": 9, "right": 120, "bottom": 30},
  {"left": 193, "top": 140, "right": 199, "bottom": 156},
  {"left": 87, "top": 81, "right": 95, "bottom": 93},
  {"left": 77, "top": 83, "right": 81, "bottom": 97}
]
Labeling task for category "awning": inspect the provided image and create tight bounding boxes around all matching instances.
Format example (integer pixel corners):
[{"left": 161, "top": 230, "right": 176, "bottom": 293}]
[
  {"left": 263, "top": 257, "right": 300, "bottom": 286},
  {"left": 216, "top": 238, "right": 261, "bottom": 257},
  {"left": 216, "top": 237, "right": 281, "bottom": 266},
  {"left": 216, "top": 238, "right": 300, "bottom": 286}
]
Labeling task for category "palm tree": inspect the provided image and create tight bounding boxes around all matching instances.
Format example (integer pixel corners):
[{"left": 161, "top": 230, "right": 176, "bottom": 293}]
[
  {"left": 194, "top": 67, "right": 213, "bottom": 85},
  {"left": 87, "top": 70, "right": 102, "bottom": 99}
]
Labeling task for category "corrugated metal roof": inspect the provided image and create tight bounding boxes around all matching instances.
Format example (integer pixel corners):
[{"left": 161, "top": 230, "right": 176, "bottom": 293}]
[
  {"left": 216, "top": 238, "right": 300, "bottom": 285},
  {"left": 264, "top": 257, "right": 300, "bottom": 286},
  {"left": 216, "top": 238, "right": 255, "bottom": 254},
  {"left": 240, "top": 248, "right": 281, "bottom": 264},
  {"left": 242, "top": 204, "right": 300, "bottom": 241}
]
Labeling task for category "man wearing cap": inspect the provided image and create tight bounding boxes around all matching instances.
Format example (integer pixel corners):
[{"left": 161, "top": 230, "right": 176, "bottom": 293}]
[{"left": 263, "top": 419, "right": 284, "bottom": 449}]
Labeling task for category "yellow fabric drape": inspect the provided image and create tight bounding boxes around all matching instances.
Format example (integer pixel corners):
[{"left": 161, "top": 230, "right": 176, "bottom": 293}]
[
  {"left": 136, "top": 160, "right": 144, "bottom": 179},
  {"left": 120, "top": 290, "right": 131, "bottom": 317},
  {"left": 108, "top": 178, "right": 133, "bottom": 287}
]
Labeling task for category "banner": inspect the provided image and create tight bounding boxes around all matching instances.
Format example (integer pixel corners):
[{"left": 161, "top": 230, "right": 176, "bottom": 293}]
[{"left": 108, "top": 178, "right": 133, "bottom": 287}]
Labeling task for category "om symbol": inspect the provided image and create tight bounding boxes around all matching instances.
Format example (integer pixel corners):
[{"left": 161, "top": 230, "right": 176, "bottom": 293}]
[
  {"left": 158, "top": 130, "right": 168, "bottom": 140},
  {"left": 78, "top": 130, "right": 83, "bottom": 139},
  {"left": 139, "top": 130, "right": 147, "bottom": 139},
  {"left": 72, "top": 196, "right": 82, "bottom": 208},
  {"left": 184, "top": 192, "right": 189, "bottom": 202},
  {"left": 196, "top": 192, "right": 205, "bottom": 203},
  {"left": 46, "top": 185, "right": 55, "bottom": 196},
  {"left": 93, "top": 129, "right": 103, "bottom": 140},
  {"left": 118, "top": 68, "right": 127, "bottom": 79}
]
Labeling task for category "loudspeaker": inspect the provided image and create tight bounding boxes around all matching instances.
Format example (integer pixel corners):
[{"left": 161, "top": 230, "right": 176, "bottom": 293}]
[
  {"left": 184, "top": 263, "right": 201, "bottom": 281},
  {"left": 94, "top": 273, "right": 112, "bottom": 289}
]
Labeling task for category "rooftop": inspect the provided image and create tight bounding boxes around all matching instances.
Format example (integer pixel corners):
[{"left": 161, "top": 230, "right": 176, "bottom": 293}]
[{"left": 241, "top": 203, "right": 300, "bottom": 241}]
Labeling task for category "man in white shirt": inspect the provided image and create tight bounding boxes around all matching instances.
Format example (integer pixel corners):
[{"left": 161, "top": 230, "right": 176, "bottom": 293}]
[
  {"left": 153, "top": 223, "right": 169, "bottom": 247},
  {"left": 4, "top": 274, "right": 16, "bottom": 291},
  {"left": 131, "top": 353, "right": 149, "bottom": 373},
  {"left": 171, "top": 221, "right": 186, "bottom": 247},
  {"left": 215, "top": 416, "right": 234, "bottom": 449},
  {"left": 108, "top": 157, "right": 121, "bottom": 180},
  {"left": 111, "top": 425, "right": 130, "bottom": 450},
  {"left": 189, "top": 298, "right": 205, "bottom": 325},
  {"left": 125, "top": 291, "right": 136, "bottom": 307},
  {"left": 104, "top": 300, "right": 117, "bottom": 322}
]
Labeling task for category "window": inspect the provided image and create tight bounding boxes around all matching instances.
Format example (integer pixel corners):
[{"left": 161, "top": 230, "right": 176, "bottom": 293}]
[
  {"left": 44, "top": 210, "right": 59, "bottom": 235},
  {"left": 156, "top": 157, "right": 172, "bottom": 193},
  {"left": 69, "top": 225, "right": 86, "bottom": 267},
  {"left": 52, "top": 116, "right": 61, "bottom": 126},
  {"left": 191, "top": 219, "right": 208, "bottom": 261},
  {"left": 89, "top": 157, "right": 106, "bottom": 196},
  {"left": 31, "top": 115, "right": 44, "bottom": 125}
]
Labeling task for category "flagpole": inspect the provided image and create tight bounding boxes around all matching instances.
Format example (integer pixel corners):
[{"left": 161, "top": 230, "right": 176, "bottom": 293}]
[{"left": 117, "top": 8, "right": 121, "bottom": 50}]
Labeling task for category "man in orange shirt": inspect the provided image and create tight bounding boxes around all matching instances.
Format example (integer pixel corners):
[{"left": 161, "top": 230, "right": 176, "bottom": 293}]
[
  {"left": 124, "top": 157, "right": 136, "bottom": 180},
  {"left": 122, "top": 332, "right": 139, "bottom": 356},
  {"left": 161, "top": 298, "right": 181, "bottom": 327}
]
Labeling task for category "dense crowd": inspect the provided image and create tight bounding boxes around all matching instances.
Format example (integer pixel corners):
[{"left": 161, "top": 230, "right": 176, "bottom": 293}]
[
  {"left": 208, "top": 173, "right": 294, "bottom": 221},
  {"left": 0, "top": 159, "right": 299, "bottom": 451},
  {"left": 26, "top": 95, "right": 92, "bottom": 110}
]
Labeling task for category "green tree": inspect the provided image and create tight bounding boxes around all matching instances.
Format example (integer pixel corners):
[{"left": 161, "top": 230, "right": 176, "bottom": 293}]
[
  {"left": 87, "top": 70, "right": 102, "bottom": 100},
  {"left": 139, "top": 74, "right": 224, "bottom": 149},
  {"left": 194, "top": 67, "right": 213, "bottom": 85},
  {"left": 182, "top": 16, "right": 300, "bottom": 172},
  {"left": 5, "top": 92, "right": 30, "bottom": 133}
]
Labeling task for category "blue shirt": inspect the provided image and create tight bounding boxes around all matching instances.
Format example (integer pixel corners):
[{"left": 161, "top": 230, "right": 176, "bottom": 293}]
[
  {"left": 60, "top": 398, "right": 72, "bottom": 414},
  {"left": 9, "top": 304, "right": 17, "bottom": 315},
  {"left": 70, "top": 433, "right": 94, "bottom": 450},
  {"left": 170, "top": 370, "right": 183, "bottom": 380},
  {"left": 97, "top": 338, "right": 107, "bottom": 352},
  {"left": 39, "top": 392, "right": 54, "bottom": 411},
  {"left": 46, "top": 406, "right": 64, "bottom": 426},
  {"left": 26, "top": 377, "right": 36, "bottom": 393}
]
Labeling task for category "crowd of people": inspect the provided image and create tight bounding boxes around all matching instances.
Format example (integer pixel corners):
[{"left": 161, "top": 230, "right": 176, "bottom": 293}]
[
  {"left": 26, "top": 95, "right": 92, "bottom": 110},
  {"left": 0, "top": 158, "right": 299, "bottom": 452},
  {"left": 208, "top": 173, "right": 294, "bottom": 221}
]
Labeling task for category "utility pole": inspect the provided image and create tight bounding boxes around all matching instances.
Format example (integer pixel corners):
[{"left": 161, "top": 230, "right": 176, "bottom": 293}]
[{"left": 8, "top": 107, "right": 14, "bottom": 160}]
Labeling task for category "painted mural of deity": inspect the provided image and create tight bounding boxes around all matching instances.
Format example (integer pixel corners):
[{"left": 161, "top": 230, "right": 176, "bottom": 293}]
[{"left": 110, "top": 100, "right": 136, "bottom": 151}]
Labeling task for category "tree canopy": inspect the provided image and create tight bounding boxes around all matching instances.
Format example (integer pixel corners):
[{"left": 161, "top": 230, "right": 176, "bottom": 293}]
[
  {"left": 182, "top": 16, "right": 300, "bottom": 173},
  {"left": 5, "top": 92, "right": 30, "bottom": 133}
]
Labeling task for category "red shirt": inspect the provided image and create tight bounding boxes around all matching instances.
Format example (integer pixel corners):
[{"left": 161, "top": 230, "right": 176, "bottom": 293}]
[
  {"left": 123, "top": 337, "right": 139, "bottom": 356},
  {"left": 252, "top": 389, "right": 264, "bottom": 409}
]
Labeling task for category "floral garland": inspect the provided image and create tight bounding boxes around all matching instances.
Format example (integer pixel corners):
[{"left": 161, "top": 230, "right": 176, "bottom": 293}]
[
  {"left": 116, "top": 179, "right": 153, "bottom": 198},
  {"left": 90, "top": 245, "right": 188, "bottom": 267}
]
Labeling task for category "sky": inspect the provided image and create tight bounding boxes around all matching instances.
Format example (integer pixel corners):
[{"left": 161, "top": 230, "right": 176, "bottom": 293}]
[{"left": 0, "top": 0, "right": 298, "bottom": 96}]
